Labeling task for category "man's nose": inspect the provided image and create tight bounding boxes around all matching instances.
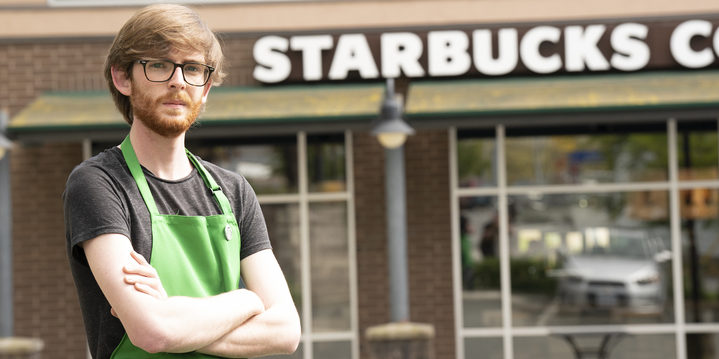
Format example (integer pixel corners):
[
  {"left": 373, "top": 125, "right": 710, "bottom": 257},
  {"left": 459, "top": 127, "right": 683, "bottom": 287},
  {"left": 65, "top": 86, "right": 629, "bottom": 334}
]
[{"left": 168, "top": 66, "right": 186, "bottom": 88}]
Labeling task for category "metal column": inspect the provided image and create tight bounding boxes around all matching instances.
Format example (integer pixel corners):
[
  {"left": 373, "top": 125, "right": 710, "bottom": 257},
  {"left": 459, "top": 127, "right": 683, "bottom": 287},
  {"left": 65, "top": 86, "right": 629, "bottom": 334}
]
[
  {"left": 385, "top": 145, "right": 409, "bottom": 322},
  {"left": 0, "top": 110, "right": 12, "bottom": 337}
]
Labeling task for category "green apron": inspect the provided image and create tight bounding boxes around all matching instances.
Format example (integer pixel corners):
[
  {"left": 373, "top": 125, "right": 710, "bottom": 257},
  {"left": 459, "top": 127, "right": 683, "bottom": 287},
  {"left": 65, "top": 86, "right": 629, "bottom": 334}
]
[{"left": 111, "top": 136, "right": 241, "bottom": 358}]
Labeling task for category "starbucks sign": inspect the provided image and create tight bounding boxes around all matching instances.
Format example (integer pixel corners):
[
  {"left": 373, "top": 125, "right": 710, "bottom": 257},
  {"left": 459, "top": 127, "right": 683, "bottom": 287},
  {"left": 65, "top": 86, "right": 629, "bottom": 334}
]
[{"left": 253, "top": 18, "right": 719, "bottom": 83}]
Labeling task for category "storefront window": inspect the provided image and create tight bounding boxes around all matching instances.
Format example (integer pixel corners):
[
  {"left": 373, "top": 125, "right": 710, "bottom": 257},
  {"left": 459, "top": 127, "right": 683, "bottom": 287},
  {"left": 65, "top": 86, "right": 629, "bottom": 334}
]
[
  {"left": 686, "top": 334, "right": 719, "bottom": 359},
  {"left": 307, "top": 134, "right": 346, "bottom": 193},
  {"left": 677, "top": 121, "right": 719, "bottom": 181},
  {"left": 464, "top": 338, "right": 503, "bottom": 359},
  {"left": 453, "top": 121, "right": 715, "bottom": 359},
  {"left": 459, "top": 196, "right": 502, "bottom": 327},
  {"left": 310, "top": 201, "right": 351, "bottom": 332},
  {"left": 313, "top": 341, "right": 352, "bottom": 359},
  {"left": 514, "top": 334, "right": 675, "bottom": 359},
  {"left": 457, "top": 130, "right": 496, "bottom": 188},
  {"left": 681, "top": 188, "right": 719, "bottom": 323},
  {"left": 504, "top": 125, "right": 668, "bottom": 185},
  {"left": 189, "top": 137, "right": 298, "bottom": 195},
  {"left": 509, "top": 192, "right": 672, "bottom": 326},
  {"left": 261, "top": 203, "right": 301, "bottom": 315}
]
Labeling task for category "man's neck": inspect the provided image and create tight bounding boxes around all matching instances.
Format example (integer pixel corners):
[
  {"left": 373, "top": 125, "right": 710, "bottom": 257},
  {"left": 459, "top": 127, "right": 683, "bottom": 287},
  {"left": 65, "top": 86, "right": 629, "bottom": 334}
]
[{"left": 127, "top": 122, "right": 193, "bottom": 181}]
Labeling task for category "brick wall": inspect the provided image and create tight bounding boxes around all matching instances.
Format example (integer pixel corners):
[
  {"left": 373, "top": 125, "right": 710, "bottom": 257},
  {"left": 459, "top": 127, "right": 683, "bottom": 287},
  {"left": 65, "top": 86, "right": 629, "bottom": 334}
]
[
  {"left": 10, "top": 142, "right": 86, "bottom": 358},
  {"left": 354, "top": 130, "right": 455, "bottom": 359},
  {"left": 2, "top": 38, "right": 112, "bottom": 359},
  {"left": 0, "top": 40, "right": 109, "bottom": 116},
  {"left": 405, "top": 130, "right": 454, "bottom": 359},
  {"left": 353, "top": 132, "right": 392, "bottom": 357},
  {"left": 0, "top": 36, "right": 257, "bottom": 117}
]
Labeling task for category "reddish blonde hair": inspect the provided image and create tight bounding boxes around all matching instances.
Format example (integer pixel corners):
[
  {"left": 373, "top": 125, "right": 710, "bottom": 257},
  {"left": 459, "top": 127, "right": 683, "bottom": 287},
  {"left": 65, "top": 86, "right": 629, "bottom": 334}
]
[{"left": 103, "top": 4, "right": 226, "bottom": 125}]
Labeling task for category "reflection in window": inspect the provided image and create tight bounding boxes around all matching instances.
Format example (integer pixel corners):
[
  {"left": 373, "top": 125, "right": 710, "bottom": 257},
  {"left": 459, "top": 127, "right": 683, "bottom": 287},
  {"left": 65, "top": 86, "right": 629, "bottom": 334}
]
[
  {"left": 261, "top": 203, "right": 301, "bottom": 315},
  {"left": 677, "top": 121, "right": 718, "bottom": 181},
  {"left": 188, "top": 137, "right": 298, "bottom": 195},
  {"left": 459, "top": 196, "right": 502, "bottom": 327},
  {"left": 310, "top": 202, "right": 350, "bottom": 332},
  {"left": 307, "top": 134, "right": 346, "bottom": 193},
  {"left": 504, "top": 125, "right": 667, "bottom": 185},
  {"left": 686, "top": 333, "right": 719, "bottom": 359},
  {"left": 464, "top": 338, "right": 503, "bottom": 359},
  {"left": 680, "top": 188, "right": 719, "bottom": 323},
  {"left": 313, "top": 341, "right": 352, "bottom": 359},
  {"left": 514, "top": 334, "right": 675, "bottom": 359},
  {"left": 457, "top": 131, "right": 496, "bottom": 188},
  {"left": 508, "top": 192, "right": 672, "bottom": 326}
]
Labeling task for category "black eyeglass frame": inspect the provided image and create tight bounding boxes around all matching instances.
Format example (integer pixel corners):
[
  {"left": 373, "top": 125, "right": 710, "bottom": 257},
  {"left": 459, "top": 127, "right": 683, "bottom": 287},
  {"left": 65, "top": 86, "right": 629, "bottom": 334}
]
[{"left": 137, "top": 60, "right": 215, "bottom": 87}]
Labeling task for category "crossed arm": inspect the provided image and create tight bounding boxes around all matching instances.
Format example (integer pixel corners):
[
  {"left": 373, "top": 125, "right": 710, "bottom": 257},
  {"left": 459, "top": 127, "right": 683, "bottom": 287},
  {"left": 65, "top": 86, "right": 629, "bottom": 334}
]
[{"left": 83, "top": 233, "right": 301, "bottom": 356}]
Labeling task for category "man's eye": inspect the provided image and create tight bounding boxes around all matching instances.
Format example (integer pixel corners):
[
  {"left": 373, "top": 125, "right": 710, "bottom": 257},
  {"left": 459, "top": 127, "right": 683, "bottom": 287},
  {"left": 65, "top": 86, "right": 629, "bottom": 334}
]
[
  {"left": 185, "top": 65, "right": 201, "bottom": 73},
  {"left": 150, "top": 62, "right": 168, "bottom": 69}
]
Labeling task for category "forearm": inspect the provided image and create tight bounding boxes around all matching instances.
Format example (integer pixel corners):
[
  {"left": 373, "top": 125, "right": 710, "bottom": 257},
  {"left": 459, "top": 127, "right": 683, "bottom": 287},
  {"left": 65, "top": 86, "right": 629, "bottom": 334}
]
[
  {"left": 122, "top": 288, "right": 264, "bottom": 353},
  {"left": 197, "top": 302, "right": 300, "bottom": 358}
]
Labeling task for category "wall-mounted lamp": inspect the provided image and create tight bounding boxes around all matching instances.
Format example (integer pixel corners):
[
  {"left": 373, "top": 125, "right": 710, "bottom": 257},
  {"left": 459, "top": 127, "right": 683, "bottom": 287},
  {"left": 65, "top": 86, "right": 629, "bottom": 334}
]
[{"left": 371, "top": 79, "right": 414, "bottom": 149}]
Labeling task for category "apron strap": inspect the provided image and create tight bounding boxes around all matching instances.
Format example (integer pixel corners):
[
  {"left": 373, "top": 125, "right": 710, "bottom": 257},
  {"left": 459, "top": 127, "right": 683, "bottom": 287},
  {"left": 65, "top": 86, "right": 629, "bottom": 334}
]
[
  {"left": 186, "top": 150, "right": 235, "bottom": 218},
  {"left": 120, "top": 135, "right": 235, "bottom": 218},
  {"left": 120, "top": 136, "right": 160, "bottom": 216}
]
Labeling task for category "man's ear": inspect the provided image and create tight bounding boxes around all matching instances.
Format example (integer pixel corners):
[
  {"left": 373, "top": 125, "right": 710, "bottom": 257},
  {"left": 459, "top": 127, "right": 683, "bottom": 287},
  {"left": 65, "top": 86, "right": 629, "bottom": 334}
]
[
  {"left": 200, "top": 79, "right": 213, "bottom": 105},
  {"left": 111, "top": 66, "right": 132, "bottom": 96}
]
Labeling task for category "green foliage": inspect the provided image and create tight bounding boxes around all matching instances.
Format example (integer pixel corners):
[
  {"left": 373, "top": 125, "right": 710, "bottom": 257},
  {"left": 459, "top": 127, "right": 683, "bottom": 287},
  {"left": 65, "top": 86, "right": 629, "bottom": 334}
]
[{"left": 470, "top": 257, "right": 558, "bottom": 294}]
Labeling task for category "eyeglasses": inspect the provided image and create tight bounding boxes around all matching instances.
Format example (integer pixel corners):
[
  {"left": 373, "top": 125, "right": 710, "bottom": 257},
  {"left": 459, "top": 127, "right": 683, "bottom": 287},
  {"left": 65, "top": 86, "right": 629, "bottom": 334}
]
[{"left": 137, "top": 60, "right": 214, "bottom": 87}]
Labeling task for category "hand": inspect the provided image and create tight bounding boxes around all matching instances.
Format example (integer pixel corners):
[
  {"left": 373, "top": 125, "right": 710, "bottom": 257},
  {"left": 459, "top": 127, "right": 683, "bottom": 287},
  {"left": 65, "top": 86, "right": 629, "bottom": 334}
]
[{"left": 111, "top": 250, "right": 168, "bottom": 317}]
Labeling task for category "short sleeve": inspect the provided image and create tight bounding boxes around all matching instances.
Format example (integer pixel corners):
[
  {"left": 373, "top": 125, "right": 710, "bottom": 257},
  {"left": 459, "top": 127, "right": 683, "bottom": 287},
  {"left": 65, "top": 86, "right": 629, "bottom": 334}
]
[
  {"left": 236, "top": 175, "right": 272, "bottom": 259},
  {"left": 63, "top": 163, "right": 131, "bottom": 261}
]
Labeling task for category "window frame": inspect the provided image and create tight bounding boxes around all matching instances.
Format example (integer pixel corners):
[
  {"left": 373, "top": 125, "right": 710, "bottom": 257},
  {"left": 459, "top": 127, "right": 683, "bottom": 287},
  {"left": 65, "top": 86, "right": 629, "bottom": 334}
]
[{"left": 451, "top": 119, "right": 719, "bottom": 359}]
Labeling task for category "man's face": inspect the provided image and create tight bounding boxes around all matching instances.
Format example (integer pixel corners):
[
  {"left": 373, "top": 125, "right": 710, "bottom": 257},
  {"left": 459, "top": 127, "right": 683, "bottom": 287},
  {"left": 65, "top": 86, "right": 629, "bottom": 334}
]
[{"left": 129, "top": 50, "right": 211, "bottom": 137}]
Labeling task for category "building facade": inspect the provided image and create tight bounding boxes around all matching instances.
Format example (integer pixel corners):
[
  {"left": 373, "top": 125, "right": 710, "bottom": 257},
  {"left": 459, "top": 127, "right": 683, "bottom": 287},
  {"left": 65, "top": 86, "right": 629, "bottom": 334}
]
[{"left": 3, "top": 1, "right": 719, "bottom": 359}]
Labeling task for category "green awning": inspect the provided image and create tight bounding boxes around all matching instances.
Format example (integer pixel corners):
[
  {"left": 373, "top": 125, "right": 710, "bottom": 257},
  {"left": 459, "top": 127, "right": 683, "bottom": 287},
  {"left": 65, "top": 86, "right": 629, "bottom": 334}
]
[
  {"left": 405, "top": 70, "right": 719, "bottom": 119},
  {"left": 8, "top": 83, "right": 385, "bottom": 134},
  {"left": 10, "top": 71, "right": 719, "bottom": 135}
]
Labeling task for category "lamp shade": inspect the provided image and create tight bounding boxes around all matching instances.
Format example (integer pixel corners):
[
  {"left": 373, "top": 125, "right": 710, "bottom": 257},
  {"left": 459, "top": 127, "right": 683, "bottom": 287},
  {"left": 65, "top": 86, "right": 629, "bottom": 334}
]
[{"left": 371, "top": 79, "right": 414, "bottom": 149}]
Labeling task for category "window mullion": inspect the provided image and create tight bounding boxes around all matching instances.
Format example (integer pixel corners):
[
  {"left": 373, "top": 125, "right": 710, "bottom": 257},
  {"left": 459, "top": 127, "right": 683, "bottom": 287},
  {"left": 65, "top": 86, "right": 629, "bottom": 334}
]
[{"left": 298, "top": 131, "right": 313, "bottom": 359}]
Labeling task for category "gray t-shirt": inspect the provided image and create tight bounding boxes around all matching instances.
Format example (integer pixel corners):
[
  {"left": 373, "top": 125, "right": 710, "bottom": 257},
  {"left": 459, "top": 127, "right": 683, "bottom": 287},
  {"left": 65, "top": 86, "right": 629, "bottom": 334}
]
[{"left": 63, "top": 146, "right": 271, "bottom": 359}]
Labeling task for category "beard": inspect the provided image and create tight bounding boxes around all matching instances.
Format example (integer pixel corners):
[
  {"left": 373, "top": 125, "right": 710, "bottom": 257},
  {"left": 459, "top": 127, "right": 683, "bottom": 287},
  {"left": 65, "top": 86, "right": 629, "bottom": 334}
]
[{"left": 130, "top": 82, "right": 203, "bottom": 138}]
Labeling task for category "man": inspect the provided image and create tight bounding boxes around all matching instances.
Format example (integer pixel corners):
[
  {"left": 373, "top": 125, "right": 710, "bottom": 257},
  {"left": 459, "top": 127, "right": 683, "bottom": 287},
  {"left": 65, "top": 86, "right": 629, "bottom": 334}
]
[{"left": 63, "top": 4, "right": 301, "bottom": 358}]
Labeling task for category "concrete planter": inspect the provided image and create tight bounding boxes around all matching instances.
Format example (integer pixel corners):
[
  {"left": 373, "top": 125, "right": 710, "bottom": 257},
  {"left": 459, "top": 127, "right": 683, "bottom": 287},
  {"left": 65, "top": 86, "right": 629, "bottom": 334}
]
[
  {"left": 0, "top": 337, "right": 44, "bottom": 359},
  {"left": 366, "top": 322, "right": 435, "bottom": 359}
]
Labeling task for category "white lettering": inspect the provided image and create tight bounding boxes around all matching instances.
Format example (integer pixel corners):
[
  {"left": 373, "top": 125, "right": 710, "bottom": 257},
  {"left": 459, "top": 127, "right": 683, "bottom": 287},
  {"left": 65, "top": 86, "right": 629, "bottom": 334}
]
[
  {"left": 328, "top": 34, "right": 379, "bottom": 80},
  {"left": 253, "top": 36, "right": 291, "bottom": 84},
  {"left": 473, "top": 28, "right": 518, "bottom": 76},
  {"left": 564, "top": 25, "right": 610, "bottom": 72},
  {"left": 381, "top": 32, "right": 425, "bottom": 78},
  {"left": 610, "top": 23, "right": 650, "bottom": 71},
  {"left": 428, "top": 31, "right": 471, "bottom": 76},
  {"left": 520, "top": 26, "right": 562, "bottom": 74},
  {"left": 290, "top": 35, "right": 333, "bottom": 81},
  {"left": 671, "top": 20, "right": 714, "bottom": 68}
]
